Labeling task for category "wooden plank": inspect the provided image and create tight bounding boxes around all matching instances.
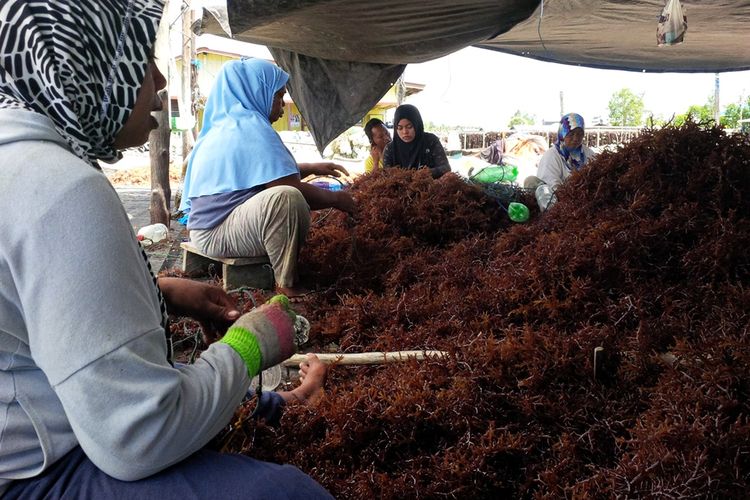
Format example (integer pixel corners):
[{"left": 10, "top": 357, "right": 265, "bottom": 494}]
[
  {"left": 282, "top": 350, "right": 449, "bottom": 367},
  {"left": 180, "top": 242, "right": 273, "bottom": 290},
  {"left": 181, "top": 247, "right": 214, "bottom": 275},
  {"left": 223, "top": 261, "right": 274, "bottom": 291},
  {"left": 180, "top": 242, "right": 269, "bottom": 266}
]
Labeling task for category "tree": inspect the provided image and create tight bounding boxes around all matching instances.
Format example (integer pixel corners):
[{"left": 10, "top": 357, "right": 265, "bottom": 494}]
[
  {"left": 720, "top": 96, "right": 750, "bottom": 128},
  {"left": 508, "top": 110, "right": 535, "bottom": 129},
  {"left": 673, "top": 96, "right": 716, "bottom": 126},
  {"left": 608, "top": 88, "right": 645, "bottom": 126},
  {"left": 673, "top": 104, "right": 712, "bottom": 126}
]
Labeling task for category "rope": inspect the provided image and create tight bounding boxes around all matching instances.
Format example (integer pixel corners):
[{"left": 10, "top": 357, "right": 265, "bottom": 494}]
[{"left": 537, "top": 0, "right": 549, "bottom": 53}]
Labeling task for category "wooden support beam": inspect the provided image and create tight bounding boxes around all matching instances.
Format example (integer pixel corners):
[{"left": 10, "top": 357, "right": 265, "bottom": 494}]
[{"left": 149, "top": 89, "right": 171, "bottom": 227}]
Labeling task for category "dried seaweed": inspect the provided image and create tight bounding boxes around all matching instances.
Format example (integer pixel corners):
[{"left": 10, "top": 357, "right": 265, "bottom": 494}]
[{"left": 176, "top": 123, "right": 750, "bottom": 498}]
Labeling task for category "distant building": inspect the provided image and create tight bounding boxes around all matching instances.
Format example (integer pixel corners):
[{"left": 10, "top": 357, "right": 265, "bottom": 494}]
[
  {"left": 591, "top": 115, "right": 611, "bottom": 126},
  {"left": 176, "top": 35, "right": 424, "bottom": 133}
]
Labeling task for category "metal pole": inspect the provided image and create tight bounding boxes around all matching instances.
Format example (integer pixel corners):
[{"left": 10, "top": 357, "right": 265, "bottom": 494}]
[
  {"left": 559, "top": 90, "right": 564, "bottom": 118},
  {"left": 714, "top": 73, "right": 720, "bottom": 124}
]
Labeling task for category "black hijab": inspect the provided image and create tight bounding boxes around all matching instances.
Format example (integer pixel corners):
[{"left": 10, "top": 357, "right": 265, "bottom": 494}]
[{"left": 392, "top": 104, "right": 426, "bottom": 168}]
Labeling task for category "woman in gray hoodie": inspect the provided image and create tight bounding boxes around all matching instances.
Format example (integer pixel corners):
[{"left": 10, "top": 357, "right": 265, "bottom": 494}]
[{"left": 0, "top": 1, "right": 330, "bottom": 498}]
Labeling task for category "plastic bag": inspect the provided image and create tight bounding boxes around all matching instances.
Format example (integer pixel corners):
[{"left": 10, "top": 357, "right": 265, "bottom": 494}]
[
  {"left": 137, "top": 223, "right": 168, "bottom": 245},
  {"left": 535, "top": 184, "right": 557, "bottom": 213},
  {"left": 657, "top": 0, "right": 687, "bottom": 46},
  {"left": 469, "top": 164, "right": 518, "bottom": 184}
]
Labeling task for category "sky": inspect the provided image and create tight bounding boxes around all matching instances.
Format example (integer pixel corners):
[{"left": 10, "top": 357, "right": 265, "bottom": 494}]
[{"left": 403, "top": 47, "right": 750, "bottom": 130}]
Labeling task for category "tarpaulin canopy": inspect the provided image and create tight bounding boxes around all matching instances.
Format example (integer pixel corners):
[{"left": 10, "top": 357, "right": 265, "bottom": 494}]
[
  {"left": 199, "top": 0, "right": 750, "bottom": 150},
  {"left": 477, "top": 1, "right": 750, "bottom": 73}
]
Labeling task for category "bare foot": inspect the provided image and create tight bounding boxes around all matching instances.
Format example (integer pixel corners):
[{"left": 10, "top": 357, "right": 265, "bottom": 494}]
[{"left": 290, "top": 353, "right": 327, "bottom": 405}]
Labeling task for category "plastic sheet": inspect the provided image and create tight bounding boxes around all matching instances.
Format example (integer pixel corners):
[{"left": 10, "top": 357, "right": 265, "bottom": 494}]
[{"left": 198, "top": 0, "right": 750, "bottom": 151}]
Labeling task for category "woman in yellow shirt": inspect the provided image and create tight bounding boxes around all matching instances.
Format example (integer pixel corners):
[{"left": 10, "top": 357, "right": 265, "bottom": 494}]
[{"left": 363, "top": 118, "right": 392, "bottom": 173}]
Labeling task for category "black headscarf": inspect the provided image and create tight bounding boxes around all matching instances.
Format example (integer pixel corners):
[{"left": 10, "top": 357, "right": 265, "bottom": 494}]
[
  {"left": 0, "top": 0, "right": 164, "bottom": 165},
  {"left": 392, "top": 104, "right": 426, "bottom": 168}
]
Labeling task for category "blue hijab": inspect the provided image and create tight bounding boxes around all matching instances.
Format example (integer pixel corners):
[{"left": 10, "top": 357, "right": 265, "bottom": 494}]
[
  {"left": 554, "top": 113, "right": 587, "bottom": 171},
  {"left": 180, "top": 58, "right": 298, "bottom": 212}
]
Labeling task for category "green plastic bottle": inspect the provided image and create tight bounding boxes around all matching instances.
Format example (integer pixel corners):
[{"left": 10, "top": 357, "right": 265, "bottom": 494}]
[
  {"left": 471, "top": 164, "right": 518, "bottom": 183},
  {"left": 507, "top": 202, "right": 530, "bottom": 223}
]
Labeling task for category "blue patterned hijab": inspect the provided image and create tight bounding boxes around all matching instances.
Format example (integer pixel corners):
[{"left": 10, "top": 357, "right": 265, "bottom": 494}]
[
  {"left": 554, "top": 113, "right": 587, "bottom": 171},
  {"left": 180, "top": 58, "right": 299, "bottom": 212}
]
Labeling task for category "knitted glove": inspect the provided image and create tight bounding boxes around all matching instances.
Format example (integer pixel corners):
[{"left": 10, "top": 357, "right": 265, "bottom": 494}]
[{"left": 219, "top": 295, "right": 297, "bottom": 377}]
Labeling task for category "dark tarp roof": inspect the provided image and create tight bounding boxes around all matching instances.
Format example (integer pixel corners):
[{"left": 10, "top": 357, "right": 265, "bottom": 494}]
[
  {"left": 199, "top": 0, "right": 750, "bottom": 150},
  {"left": 477, "top": 1, "right": 750, "bottom": 73}
]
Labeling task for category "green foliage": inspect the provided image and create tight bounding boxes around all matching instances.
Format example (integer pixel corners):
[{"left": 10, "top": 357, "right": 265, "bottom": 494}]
[
  {"left": 645, "top": 114, "right": 669, "bottom": 127},
  {"left": 674, "top": 97, "right": 714, "bottom": 126},
  {"left": 508, "top": 110, "right": 535, "bottom": 129},
  {"left": 672, "top": 95, "right": 750, "bottom": 129},
  {"left": 608, "top": 88, "right": 645, "bottom": 126},
  {"left": 424, "top": 121, "right": 480, "bottom": 134},
  {"left": 720, "top": 96, "right": 750, "bottom": 128}
]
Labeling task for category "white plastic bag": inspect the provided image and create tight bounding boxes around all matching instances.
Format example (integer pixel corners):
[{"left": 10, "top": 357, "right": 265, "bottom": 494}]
[
  {"left": 137, "top": 223, "right": 168, "bottom": 245},
  {"left": 657, "top": 0, "right": 687, "bottom": 46}
]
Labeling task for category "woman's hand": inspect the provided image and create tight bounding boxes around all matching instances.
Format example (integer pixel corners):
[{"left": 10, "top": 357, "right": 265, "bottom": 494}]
[
  {"left": 158, "top": 277, "right": 240, "bottom": 343},
  {"left": 299, "top": 162, "right": 349, "bottom": 179},
  {"left": 315, "top": 162, "right": 348, "bottom": 177},
  {"left": 334, "top": 190, "right": 357, "bottom": 216},
  {"left": 370, "top": 145, "right": 381, "bottom": 163}
]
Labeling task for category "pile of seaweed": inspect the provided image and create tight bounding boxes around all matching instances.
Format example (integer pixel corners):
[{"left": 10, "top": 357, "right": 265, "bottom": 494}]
[{"left": 212, "top": 123, "right": 749, "bottom": 498}]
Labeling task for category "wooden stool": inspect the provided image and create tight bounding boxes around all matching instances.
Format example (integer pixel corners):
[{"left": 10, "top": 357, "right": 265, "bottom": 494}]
[{"left": 180, "top": 242, "right": 274, "bottom": 291}]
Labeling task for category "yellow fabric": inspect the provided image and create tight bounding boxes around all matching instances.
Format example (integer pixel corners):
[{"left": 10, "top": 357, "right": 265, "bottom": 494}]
[{"left": 364, "top": 155, "right": 384, "bottom": 174}]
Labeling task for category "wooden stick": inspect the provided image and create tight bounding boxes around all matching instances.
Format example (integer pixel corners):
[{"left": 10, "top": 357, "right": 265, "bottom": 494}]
[{"left": 282, "top": 350, "right": 448, "bottom": 367}]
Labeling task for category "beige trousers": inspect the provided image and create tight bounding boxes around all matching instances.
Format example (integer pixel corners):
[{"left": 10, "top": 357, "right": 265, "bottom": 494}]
[{"left": 190, "top": 186, "right": 311, "bottom": 288}]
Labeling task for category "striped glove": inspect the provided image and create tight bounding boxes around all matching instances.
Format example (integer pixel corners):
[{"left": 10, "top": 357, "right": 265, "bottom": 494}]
[{"left": 219, "top": 295, "right": 297, "bottom": 377}]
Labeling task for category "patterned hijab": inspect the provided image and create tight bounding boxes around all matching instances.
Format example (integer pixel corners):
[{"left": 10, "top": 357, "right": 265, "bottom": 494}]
[
  {"left": 0, "top": 0, "right": 172, "bottom": 361},
  {"left": 554, "top": 113, "right": 587, "bottom": 171},
  {"left": 0, "top": 0, "right": 164, "bottom": 165},
  {"left": 392, "top": 104, "right": 426, "bottom": 168}
]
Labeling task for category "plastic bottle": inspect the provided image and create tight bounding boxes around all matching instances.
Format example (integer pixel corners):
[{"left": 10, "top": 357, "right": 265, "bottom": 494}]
[
  {"left": 471, "top": 164, "right": 518, "bottom": 183},
  {"left": 137, "top": 223, "right": 168, "bottom": 245},
  {"left": 535, "top": 184, "right": 557, "bottom": 212},
  {"left": 310, "top": 180, "right": 343, "bottom": 191},
  {"left": 507, "top": 202, "right": 530, "bottom": 223}
]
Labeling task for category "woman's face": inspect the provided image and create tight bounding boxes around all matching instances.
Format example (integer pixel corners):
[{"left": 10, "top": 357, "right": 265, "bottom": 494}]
[
  {"left": 371, "top": 124, "right": 391, "bottom": 149},
  {"left": 269, "top": 87, "right": 286, "bottom": 123},
  {"left": 113, "top": 61, "right": 166, "bottom": 149},
  {"left": 396, "top": 118, "right": 415, "bottom": 143},
  {"left": 563, "top": 127, "right": 584, "bottom": 150}
]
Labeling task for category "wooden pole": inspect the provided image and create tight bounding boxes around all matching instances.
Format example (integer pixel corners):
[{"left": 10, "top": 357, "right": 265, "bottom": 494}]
[
  {"left": 149, "top": 88, "right": 171, "bottom": 226},
  {"left": 282, "top": 350, "right": 448, "bottom": 367},
  {"left": 181, "top": 2, "right": 195, "bottom": 161}
]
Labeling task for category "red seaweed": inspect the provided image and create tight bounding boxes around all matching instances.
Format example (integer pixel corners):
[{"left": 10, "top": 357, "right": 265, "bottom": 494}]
[{"left": 174, "top": 123, "right": 750, "bottom": 498}]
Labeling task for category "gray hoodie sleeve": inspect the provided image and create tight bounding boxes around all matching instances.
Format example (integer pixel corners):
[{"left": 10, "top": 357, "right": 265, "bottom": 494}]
[{"left": 18, "top": 159, "right": 250, "bottom": 480}]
